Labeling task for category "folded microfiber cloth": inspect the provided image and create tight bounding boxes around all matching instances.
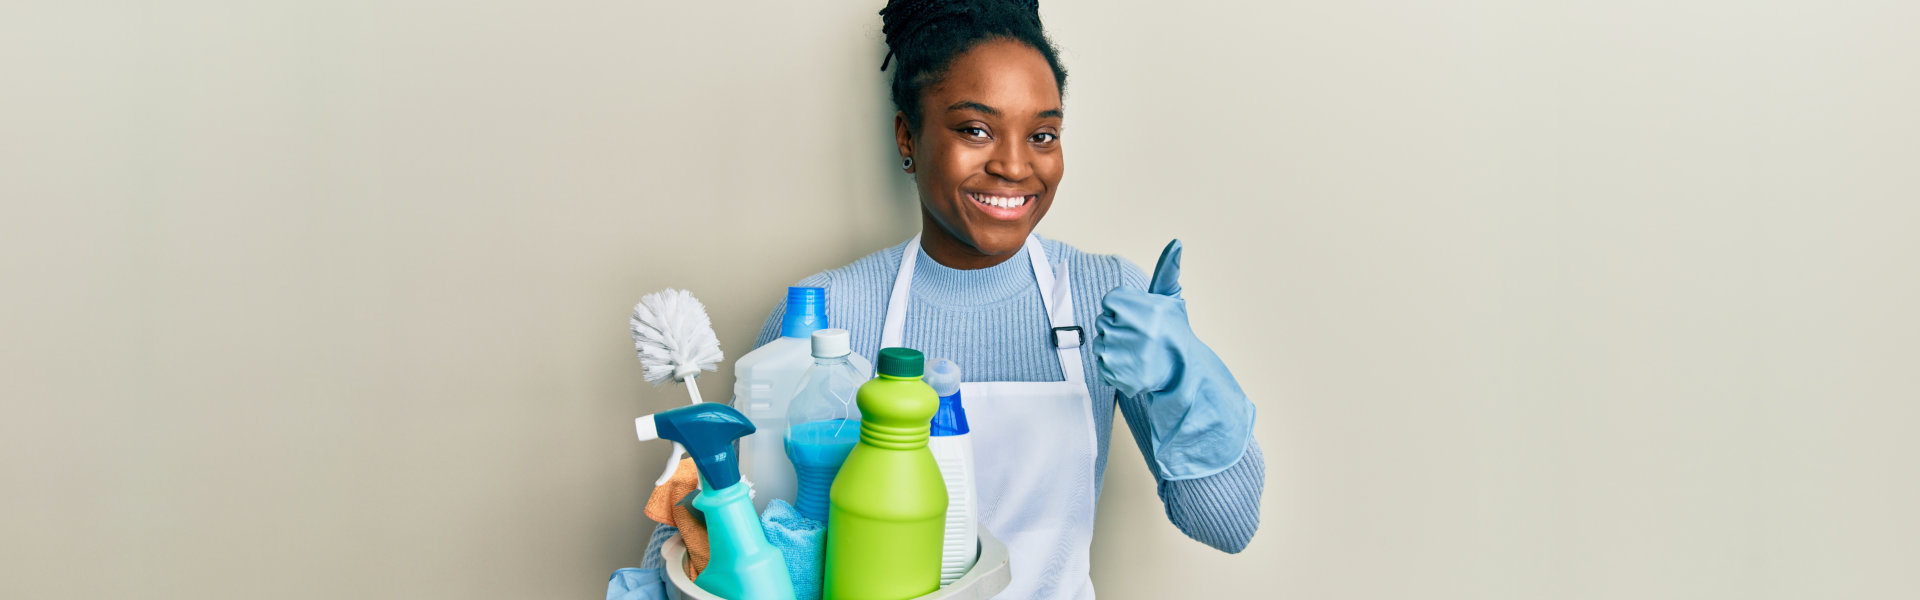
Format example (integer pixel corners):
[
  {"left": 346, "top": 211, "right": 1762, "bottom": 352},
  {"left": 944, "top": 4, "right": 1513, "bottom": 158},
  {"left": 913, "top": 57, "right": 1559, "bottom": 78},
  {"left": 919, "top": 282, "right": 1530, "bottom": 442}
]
[
  {"left": 607, "top": 567, "right": 667, "bottom": 600},
  {"left": 761, "top": 499, "right": 825, "bottom": 600}
]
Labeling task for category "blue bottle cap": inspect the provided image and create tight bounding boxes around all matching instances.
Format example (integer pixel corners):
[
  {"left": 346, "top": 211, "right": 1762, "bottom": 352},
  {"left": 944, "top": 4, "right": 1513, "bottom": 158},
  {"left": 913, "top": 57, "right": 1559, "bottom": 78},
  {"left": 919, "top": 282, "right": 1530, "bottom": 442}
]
[
  {"left": 781, "top": 287, "right": 827, "bottom": 338},
  {"left": 930, "top": 392, "right": 969, "bottom": 436},
  {"left": 926, "top": 358, "right": 968, "bottom": 436}
]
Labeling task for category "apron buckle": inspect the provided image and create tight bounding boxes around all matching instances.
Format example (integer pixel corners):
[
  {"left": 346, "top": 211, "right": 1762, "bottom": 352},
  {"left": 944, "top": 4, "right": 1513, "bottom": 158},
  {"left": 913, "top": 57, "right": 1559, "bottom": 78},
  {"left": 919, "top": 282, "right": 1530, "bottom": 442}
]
[{"left": 1051, "top": 325, "right": 1084, "bottom": 349}]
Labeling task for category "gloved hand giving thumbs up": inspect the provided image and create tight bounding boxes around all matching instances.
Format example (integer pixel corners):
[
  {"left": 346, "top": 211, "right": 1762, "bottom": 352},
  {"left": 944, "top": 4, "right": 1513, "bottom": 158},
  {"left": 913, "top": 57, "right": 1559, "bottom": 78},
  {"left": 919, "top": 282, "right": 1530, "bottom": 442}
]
[{"left": 1094, "top": 240, "right": 1256, "bottom": 481}]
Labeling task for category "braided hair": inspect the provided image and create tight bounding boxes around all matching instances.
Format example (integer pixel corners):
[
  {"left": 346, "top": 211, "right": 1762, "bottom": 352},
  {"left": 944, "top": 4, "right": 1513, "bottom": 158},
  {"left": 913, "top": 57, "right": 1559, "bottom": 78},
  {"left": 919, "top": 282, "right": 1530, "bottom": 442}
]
[{"left": 879, "top": 0, "right": 1068, "bottom": 130}]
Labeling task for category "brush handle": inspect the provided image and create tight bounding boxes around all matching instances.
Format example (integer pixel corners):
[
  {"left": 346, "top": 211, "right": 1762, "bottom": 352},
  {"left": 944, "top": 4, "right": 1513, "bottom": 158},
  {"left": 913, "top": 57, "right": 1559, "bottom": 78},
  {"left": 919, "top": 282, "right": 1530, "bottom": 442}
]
[{"left": 655, "top": 444, "right": 686, "bottom": 486}]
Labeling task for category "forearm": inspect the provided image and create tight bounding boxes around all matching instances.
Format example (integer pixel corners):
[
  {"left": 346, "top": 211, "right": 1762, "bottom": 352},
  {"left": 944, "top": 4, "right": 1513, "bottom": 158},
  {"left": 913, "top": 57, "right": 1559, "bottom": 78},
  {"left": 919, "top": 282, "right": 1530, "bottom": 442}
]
[
  {"left": 1117, "top": 392, "right": 1265, "bottom": 553},
  {"left": 641, "top": 522, "right": 677, "bottom": 570},
  {"left": 1156, "top": 438, "right": 1264, "bottom": 553}
]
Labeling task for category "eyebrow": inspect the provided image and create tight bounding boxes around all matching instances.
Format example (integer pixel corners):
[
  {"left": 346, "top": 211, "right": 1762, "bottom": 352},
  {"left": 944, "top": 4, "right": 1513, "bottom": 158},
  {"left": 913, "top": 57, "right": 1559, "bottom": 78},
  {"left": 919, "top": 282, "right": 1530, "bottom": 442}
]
[
  {"left": 947, "top": 100, "right": 1064, "bottom": 120},
  {"left": 947, "top": 101, "right": 999, "bottom": 116}
]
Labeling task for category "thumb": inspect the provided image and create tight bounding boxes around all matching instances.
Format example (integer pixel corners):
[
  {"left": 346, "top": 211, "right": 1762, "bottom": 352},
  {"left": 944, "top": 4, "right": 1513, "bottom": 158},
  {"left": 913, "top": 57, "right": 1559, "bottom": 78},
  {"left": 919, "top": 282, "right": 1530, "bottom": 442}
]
[{"left": 1148, "top": 238, "right": 1183, "bottom": 297}]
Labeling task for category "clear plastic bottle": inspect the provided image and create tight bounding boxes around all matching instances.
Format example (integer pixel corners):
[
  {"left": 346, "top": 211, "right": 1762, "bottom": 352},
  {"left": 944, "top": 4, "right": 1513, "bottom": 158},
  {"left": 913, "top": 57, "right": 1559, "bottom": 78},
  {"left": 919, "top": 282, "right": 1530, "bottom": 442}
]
[
  {"left": 783, "top": 329, "right": 867, "bottom": 524},
  {"left": 733, "top": 287, "right": 871, "bottom": 513}
]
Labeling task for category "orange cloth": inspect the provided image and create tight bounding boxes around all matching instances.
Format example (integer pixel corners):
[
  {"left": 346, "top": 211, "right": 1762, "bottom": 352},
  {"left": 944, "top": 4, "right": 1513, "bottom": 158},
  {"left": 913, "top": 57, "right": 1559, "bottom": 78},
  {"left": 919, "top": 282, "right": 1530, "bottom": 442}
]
[{"left": 646, "top": 457, "right": 709, "bottom": 580}]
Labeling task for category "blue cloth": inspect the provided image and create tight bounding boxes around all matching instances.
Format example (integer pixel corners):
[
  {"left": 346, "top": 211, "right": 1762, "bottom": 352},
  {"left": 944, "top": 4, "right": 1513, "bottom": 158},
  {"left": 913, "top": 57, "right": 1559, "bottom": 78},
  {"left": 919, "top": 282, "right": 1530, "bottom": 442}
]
[
  {"left": 607, "top": 567, "right": 667, "bottom": 600},
  {"left": 644, "top": 236, "right": 1266, "bottom": 569},
  {"left": 760, "top": 499, "right": 825, "bottom": 600},
  {"left": 1094, "top": 240, "right": 1256, "bottom": 480}
]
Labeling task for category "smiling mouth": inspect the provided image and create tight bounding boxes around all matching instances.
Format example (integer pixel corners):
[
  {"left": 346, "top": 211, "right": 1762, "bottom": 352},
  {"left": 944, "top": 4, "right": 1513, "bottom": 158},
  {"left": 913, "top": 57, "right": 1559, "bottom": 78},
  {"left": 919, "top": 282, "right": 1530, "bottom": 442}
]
[{"left": 967, "top": 192, "right": 1036, "bottom": 210}]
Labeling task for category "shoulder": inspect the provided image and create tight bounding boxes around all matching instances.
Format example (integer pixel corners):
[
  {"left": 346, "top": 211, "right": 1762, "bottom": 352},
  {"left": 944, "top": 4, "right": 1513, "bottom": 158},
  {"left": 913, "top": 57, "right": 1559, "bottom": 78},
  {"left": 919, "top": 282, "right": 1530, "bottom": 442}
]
[
  {"left": 786, "top": 235, "right": 1149, "bottom": 296},
  {"left": 787, "top": 238, "right": 911, "bottom": 292},
  {"left": 752, "top": 239, "right": 911, "bottom": 349},
  {"left": 1038, "top": 235, "right": 1149, "bottom": 292}
]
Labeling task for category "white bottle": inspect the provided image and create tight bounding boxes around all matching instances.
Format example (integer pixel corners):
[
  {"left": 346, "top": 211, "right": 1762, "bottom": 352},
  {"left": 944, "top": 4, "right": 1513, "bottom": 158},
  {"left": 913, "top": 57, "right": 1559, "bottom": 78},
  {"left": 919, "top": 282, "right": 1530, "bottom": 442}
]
[
  {"left": 732, "top": 287, "right": 871, "bottom": 513},
  {"left": 924, "top": 357, "right": 978, "bottom": 585}
]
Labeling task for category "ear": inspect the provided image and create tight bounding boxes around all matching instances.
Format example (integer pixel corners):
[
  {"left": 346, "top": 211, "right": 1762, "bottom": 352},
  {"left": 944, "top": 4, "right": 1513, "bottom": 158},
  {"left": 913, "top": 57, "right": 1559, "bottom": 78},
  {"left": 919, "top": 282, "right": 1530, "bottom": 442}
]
[{"left": 894, "top": 111, "right": 915, "bottom": 173}]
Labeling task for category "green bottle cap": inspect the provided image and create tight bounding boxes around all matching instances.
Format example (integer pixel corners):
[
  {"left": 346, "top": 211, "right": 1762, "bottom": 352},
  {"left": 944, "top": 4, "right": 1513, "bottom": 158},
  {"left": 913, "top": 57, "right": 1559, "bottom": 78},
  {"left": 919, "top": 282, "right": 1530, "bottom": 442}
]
[{"left": 876, "top": 347, "right": 925, "bottom": 378}]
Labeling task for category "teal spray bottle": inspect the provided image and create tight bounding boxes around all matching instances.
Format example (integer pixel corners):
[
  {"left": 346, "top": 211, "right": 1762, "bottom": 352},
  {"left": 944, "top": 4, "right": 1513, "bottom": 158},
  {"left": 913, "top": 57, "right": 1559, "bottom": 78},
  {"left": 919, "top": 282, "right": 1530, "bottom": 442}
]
[{"left": 635, "top": 403, "right": 797, "bottom": 600}]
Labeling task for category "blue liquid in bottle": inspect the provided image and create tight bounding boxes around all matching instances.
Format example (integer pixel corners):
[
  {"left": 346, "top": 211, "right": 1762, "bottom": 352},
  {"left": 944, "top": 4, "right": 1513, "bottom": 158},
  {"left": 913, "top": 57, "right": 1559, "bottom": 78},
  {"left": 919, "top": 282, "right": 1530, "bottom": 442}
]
[
  {"left": 783, "top": 329, "right": 868, "bottom": 524},
  {"left": 784, "top": 419, "right": 861, "bottom": 522}
]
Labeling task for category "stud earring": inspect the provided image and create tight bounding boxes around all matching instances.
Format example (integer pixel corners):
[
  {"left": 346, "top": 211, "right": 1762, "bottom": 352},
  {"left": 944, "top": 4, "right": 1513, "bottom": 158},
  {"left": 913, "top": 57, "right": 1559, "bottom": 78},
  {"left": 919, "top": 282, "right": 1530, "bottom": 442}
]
[{"left": 902, "top": 156, "right": 914, "bottom": 171}]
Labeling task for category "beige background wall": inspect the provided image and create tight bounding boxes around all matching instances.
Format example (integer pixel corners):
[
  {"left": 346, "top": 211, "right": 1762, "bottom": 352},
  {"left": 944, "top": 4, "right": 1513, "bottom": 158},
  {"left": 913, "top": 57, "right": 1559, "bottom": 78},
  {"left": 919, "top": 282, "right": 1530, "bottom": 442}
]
[{"left": 4, "top": 1, "right": 1917, "bottom": 598}]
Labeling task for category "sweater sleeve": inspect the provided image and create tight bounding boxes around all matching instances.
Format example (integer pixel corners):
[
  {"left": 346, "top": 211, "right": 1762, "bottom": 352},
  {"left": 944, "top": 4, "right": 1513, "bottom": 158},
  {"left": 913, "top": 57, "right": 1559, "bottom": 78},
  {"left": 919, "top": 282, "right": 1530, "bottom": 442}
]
[
  {"left": 1118, "top": 396, "right": 1266, "bottom": 553},
  {"left": 640, "top": 521, "right": 676, "bottom": 569},
  {"left": 1110, "top": 257, "right": 1265, "bottom": 553}
]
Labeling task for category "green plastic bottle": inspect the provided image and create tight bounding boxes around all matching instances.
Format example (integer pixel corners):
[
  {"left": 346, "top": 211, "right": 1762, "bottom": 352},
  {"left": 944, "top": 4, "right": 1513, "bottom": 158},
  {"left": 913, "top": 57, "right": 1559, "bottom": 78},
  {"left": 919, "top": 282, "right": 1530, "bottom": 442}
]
[{"left": 823, "top": 347, "right": 948, "bottom": 600}]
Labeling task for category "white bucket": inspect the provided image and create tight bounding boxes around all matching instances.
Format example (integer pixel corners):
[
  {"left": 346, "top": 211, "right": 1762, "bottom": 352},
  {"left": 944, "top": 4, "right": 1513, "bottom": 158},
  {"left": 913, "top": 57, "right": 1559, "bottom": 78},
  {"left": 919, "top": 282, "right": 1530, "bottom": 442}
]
[{"left": 661, "top": 528, "right": 1010, "bottom": 600}]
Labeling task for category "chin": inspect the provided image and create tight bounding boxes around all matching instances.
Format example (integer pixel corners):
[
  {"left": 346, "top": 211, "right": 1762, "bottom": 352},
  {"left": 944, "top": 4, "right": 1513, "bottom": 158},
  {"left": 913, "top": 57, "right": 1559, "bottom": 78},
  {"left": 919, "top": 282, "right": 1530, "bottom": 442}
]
[{"left": 968, "top": 229, "right": 1030, "bottom": 255}]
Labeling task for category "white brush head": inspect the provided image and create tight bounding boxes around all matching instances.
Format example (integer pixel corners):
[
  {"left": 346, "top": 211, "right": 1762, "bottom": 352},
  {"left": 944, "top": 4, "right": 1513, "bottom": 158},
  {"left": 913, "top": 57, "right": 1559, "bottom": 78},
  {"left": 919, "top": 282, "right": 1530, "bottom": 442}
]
[{"left": 630, "top": 288, "right": 724, "bottom": 384}]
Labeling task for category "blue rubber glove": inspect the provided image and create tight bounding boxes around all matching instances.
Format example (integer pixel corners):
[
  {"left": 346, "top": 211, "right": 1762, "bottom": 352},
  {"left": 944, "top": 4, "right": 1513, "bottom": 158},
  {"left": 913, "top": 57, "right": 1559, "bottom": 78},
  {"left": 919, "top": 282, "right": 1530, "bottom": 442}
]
[
  {"left": 607, "top": 567, "right": 668, "bottom": 600},
  {"left": 1095, "top": 239, "right": 1256, "bottom": 481}
]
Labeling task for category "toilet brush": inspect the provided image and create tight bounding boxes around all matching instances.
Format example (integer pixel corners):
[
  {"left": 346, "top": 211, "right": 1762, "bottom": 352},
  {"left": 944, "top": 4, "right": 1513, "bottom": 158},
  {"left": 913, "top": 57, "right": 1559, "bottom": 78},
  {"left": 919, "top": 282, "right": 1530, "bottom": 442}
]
[{"left": 630, "top": 288, "right": 724, "bottom": 486}]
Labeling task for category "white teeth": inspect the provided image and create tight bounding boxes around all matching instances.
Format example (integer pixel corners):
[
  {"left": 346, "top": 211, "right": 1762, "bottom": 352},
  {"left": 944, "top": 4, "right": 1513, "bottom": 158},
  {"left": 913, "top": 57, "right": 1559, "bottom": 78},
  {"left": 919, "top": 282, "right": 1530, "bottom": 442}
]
[{"left": 975, "top": 194, "right": 1028, "bottom": 209}]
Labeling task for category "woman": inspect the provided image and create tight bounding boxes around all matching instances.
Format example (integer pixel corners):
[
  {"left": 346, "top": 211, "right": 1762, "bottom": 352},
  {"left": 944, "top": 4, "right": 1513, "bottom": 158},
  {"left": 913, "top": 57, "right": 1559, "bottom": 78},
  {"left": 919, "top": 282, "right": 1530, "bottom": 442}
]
[{"left": 642, "top": 1, "right": 1263, "bottom": 597}]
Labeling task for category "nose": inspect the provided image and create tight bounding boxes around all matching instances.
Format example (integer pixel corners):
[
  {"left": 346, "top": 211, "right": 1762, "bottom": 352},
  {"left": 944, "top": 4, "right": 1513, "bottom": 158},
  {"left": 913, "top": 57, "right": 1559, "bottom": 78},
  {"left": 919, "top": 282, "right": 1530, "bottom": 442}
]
[{"left": 983, "top": 138, "right": 1032, "bottom": 182}]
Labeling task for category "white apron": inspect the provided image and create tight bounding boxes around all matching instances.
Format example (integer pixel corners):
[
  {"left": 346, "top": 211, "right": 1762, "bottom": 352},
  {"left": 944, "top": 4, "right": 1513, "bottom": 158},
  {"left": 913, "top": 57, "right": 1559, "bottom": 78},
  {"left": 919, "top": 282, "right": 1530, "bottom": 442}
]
[{"left": 881, "top": 233, "right": 1100, "bottom": 600}]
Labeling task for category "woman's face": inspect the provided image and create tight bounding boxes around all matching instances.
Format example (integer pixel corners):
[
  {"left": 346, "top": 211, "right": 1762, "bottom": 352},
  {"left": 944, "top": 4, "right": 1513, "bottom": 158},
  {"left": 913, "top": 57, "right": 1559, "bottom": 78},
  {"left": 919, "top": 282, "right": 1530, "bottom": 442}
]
[{"left": 898, "top": 38, "right": 1064, "bottom": 269}]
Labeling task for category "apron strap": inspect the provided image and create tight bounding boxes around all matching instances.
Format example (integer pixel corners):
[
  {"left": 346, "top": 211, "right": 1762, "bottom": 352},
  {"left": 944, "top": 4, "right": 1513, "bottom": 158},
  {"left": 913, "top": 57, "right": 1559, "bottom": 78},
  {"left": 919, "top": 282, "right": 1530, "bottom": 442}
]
[
  {"left": 878, "top": 234, "right": 921, "bottom": 349},
  {"left": 880, "top": 233, "right": 1085, "bottom": 384},
  {"left": 1027, "top": 240, "right": 1084, "bottom": 385}
]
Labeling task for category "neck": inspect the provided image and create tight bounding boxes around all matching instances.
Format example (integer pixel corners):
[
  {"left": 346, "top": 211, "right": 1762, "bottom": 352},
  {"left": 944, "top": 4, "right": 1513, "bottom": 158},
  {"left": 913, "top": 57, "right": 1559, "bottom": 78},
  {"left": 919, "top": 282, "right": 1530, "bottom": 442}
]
[{"left": 919, "top": 212, "right": 1020, "bottom": 270}]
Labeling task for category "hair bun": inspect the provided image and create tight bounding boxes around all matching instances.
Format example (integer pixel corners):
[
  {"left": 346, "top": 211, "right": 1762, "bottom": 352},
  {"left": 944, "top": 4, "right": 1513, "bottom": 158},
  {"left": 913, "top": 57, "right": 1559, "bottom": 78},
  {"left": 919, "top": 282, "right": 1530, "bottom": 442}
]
[
  {"left": 881, "top": 0, "right": 964, "bottom": 70},
  {"left": 877, "top": 0, "right": 1065, "bottom": 128},
  {"left": 880, "top": 0, "right": 1042, "bottom": 70}
]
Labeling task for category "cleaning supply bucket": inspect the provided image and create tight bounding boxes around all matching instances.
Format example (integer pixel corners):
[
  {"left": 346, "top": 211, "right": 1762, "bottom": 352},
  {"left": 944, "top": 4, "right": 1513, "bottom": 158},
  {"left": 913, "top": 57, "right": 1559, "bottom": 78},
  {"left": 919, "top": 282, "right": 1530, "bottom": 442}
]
[{"left": 661, "top": 528, "right": 1010, "bottom": 600}]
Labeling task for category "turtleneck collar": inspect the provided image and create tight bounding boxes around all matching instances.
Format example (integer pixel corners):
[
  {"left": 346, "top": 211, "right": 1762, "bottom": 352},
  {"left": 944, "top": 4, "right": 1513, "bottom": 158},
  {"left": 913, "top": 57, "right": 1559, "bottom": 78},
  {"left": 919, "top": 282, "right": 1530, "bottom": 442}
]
[{"left": 911, "top": 239, "right": 1036, "bottom": 308}]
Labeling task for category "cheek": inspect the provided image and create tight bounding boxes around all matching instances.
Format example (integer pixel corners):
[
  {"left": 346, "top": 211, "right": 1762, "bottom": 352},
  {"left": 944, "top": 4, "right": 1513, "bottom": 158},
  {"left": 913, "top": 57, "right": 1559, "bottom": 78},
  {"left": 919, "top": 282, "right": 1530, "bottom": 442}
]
[
  {"left": 930, "top": 147, "right": 985, "bottom": 192},
  {"left": 1040, "top": 153, "right": 1066, "bottom": 189},
  {"left": 916, "top": 148, "right": 967, "bottom": 211},
  {"left": 942, "top": 145, "right": 989, "bottom": 173}
]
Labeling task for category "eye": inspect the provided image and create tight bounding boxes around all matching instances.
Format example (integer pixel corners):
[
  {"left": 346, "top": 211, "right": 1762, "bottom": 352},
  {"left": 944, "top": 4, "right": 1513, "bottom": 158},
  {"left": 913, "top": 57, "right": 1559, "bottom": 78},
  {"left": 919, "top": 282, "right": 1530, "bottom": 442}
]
[
  {"left": 958, "top": 126, "right": 990, "bottom": 140},
  {"left": 1030, "top": 131, "right": 1058, "bottom": 144}
]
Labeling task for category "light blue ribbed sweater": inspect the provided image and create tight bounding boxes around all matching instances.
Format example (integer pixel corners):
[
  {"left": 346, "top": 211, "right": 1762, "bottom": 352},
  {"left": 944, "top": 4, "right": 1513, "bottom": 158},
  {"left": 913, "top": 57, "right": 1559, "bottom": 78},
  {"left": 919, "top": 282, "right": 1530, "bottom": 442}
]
[{"left": 642, "top": 236, "right": 1264, "bottom": 570}]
